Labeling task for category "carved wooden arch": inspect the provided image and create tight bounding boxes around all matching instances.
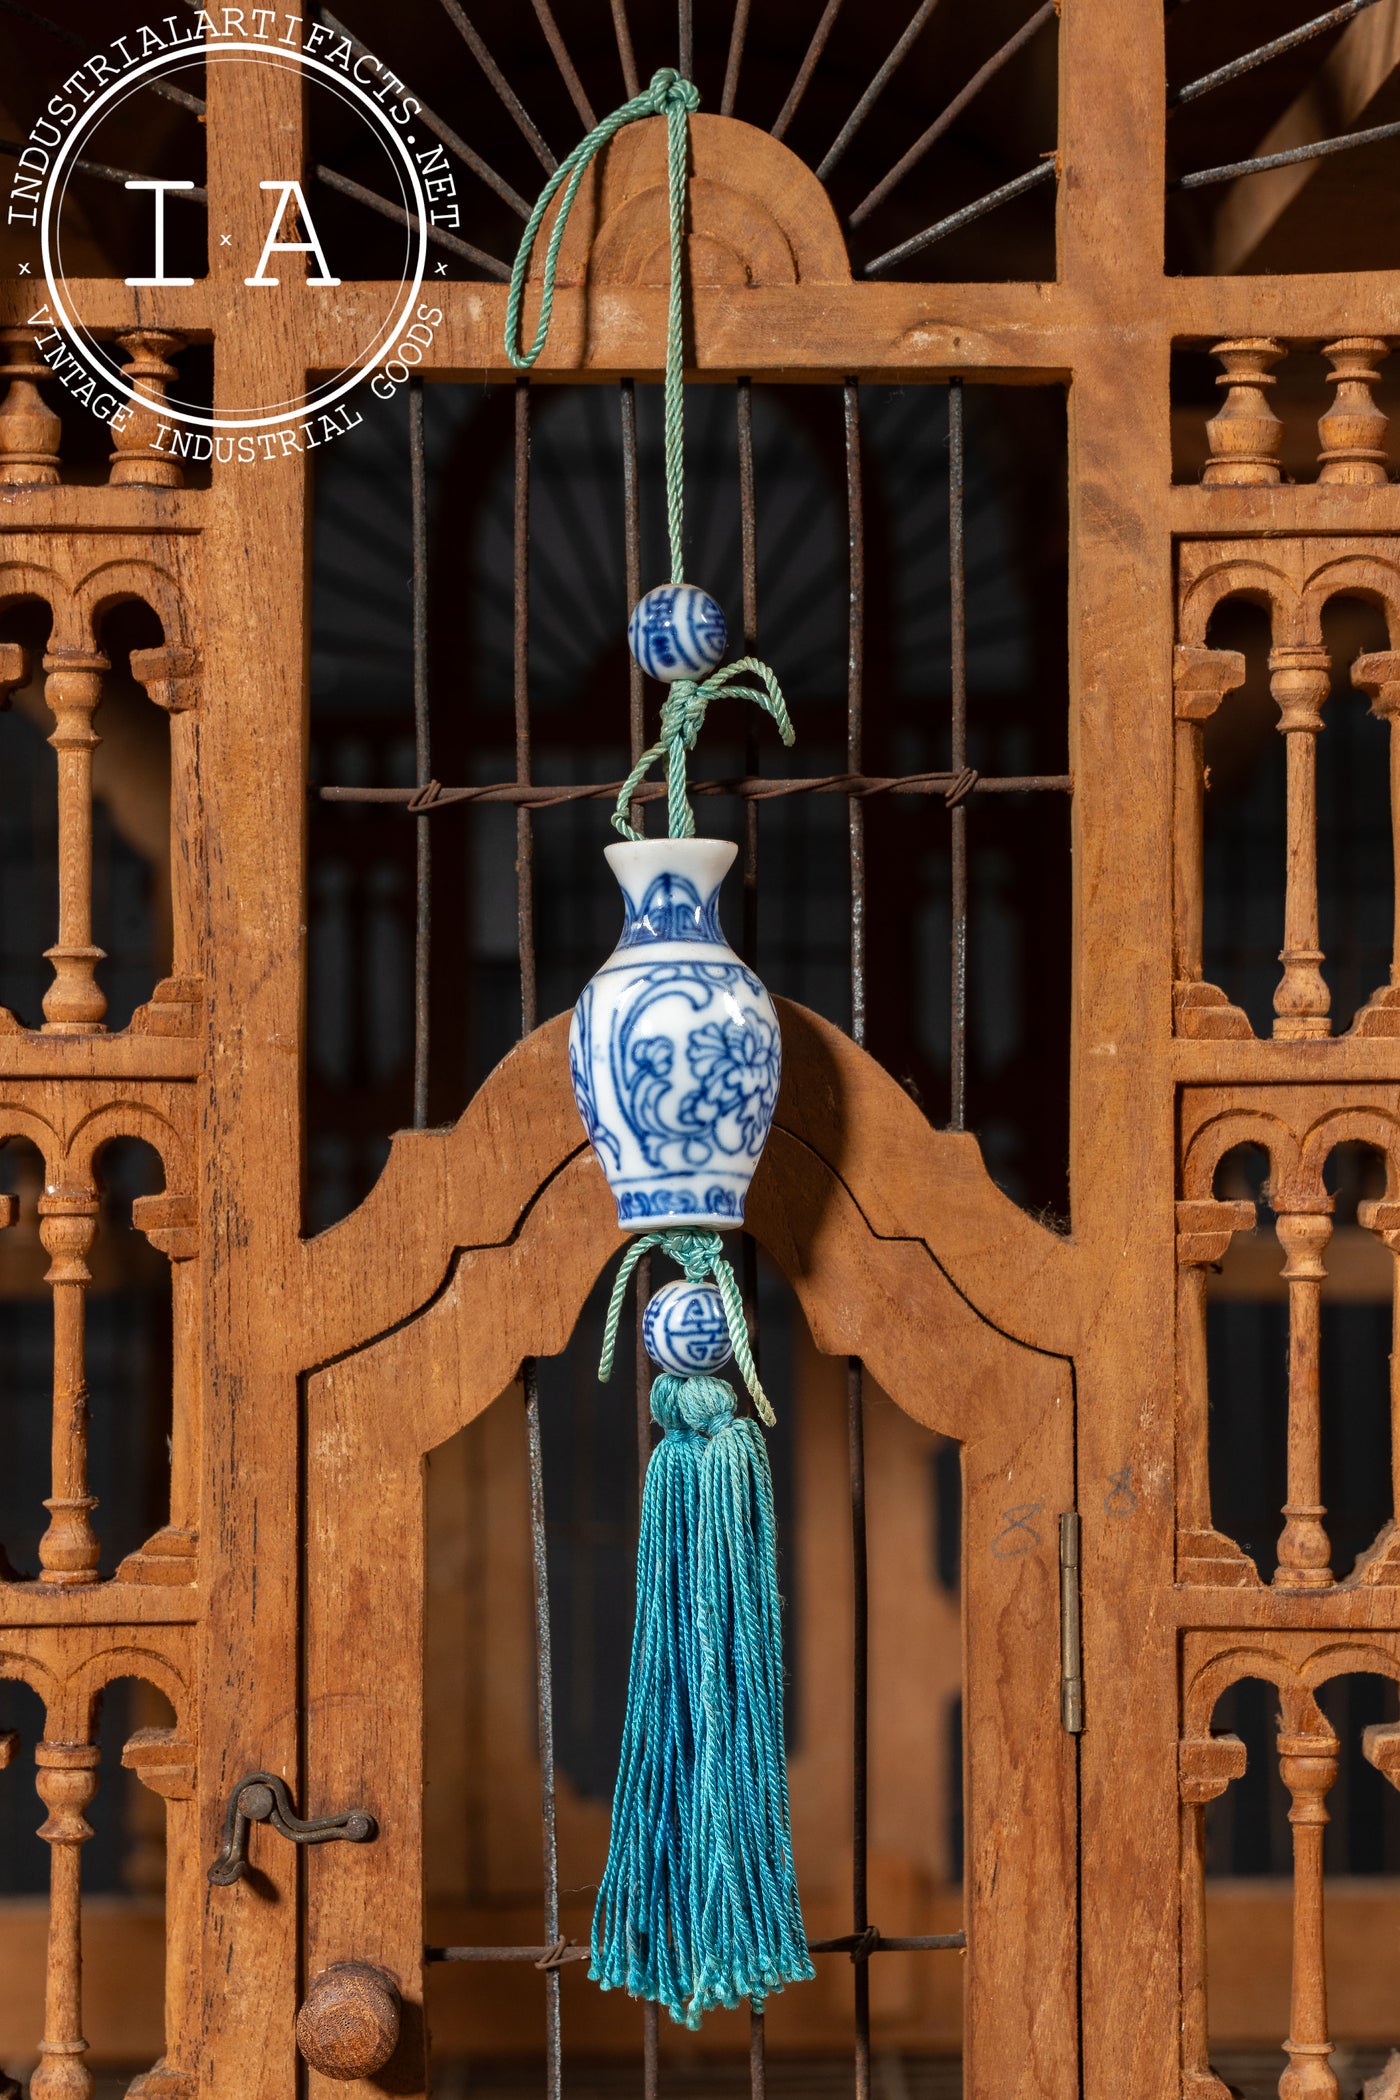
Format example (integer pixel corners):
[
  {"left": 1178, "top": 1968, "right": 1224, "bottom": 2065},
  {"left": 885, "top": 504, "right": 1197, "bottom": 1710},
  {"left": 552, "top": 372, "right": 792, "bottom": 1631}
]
[
  {"left": 68, "top": 1100, "right": 188, "bottom": 1192},
  {"left": 73, "top": 554, "right": 193, "bottom": 653},
  {"left": 1298, "top": 1104, "right": 1400, "bottom": 1194},
  {"left": 1178, "top": 557, "right": 1304, "bottom": 649},
  {"left": 1180, "top": 1107, "right": 1300, "bottom": 1204},
  {"left": 297, "top": 1000, "right": 1080, "bottom": 2094},
  {"left": 540, "top": 113, "right": 852, "bottom": 291},
  {"left": 62, "top": 1643, "right": 191, "bottom": 1744},
  {"left": 1185, "top": 1647, "right": 1329, "bottom": 1740},
  {"left": 1299, "top": 553, "right": 1400, "bottom": 649}
]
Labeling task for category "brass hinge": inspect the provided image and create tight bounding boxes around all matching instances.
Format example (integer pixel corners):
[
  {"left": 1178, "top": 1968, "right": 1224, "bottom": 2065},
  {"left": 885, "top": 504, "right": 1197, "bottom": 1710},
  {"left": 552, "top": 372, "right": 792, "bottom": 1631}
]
[{"left": 1059, "top": 1511, "right": 1084, "bottom": 1734}]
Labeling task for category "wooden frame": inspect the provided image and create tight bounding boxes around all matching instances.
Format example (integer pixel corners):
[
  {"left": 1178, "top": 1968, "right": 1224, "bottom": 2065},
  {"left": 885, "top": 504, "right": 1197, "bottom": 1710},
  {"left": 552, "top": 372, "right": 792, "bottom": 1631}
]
[{"left": 5, "top": 4, "right": 1400, "bottom": 2094}]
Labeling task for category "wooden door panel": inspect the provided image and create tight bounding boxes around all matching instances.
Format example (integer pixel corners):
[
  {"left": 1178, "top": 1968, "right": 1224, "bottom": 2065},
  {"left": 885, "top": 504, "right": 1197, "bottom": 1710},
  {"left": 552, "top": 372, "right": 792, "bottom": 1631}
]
[{"left": 304, "top": 1007, "right": 1077, "bottom": 2098}]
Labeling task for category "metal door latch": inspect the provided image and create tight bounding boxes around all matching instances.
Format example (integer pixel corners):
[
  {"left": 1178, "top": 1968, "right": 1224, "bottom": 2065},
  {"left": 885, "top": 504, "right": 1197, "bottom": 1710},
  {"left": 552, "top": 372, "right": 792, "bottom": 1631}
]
[
  {"left": 1059, "top": 1511, "right": 1084, "bottom": 1734},
  {"left": 208, "top": 1772, "right": 378, "bottom": 1885}
]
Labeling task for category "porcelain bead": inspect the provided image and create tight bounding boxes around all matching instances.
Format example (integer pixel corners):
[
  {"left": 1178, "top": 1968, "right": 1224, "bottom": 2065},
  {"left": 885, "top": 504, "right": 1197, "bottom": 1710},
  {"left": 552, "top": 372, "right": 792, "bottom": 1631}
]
[
  {"left": 642, "top": 1280, "right": 734, "bottom": 1376},
  {"left": 628, "top": 584, "right": 727, "bottom": 683}
]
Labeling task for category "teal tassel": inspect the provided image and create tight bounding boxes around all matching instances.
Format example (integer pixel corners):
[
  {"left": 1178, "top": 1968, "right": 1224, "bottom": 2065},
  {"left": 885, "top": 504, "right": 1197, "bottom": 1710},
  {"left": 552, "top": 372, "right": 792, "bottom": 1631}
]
[
  {"left": 592, "top": 1372, "right": 812, "bottom": 2028},
  {"left": 591, "top": 1376, "right": 703, "bottom": 2015}
]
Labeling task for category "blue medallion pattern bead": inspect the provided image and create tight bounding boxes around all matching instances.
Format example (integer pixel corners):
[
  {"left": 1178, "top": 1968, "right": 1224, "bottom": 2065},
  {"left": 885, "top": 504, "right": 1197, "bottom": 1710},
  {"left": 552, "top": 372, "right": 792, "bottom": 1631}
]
[
  {"left": 642, "top": 1280, "right": 734, "bottom": 1376},
  {"left": 628, "top": 584, "right": 727, "bottom": 683},
  {"left": 569, "top": 837, "right": 782, "bottom": 1229}
]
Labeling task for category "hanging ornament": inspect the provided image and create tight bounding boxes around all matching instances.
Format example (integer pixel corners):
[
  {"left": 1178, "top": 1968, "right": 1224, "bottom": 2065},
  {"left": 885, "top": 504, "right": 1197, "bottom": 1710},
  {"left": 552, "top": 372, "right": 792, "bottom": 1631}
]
[{"left": 507, "top": 69, "right": 811, "bottom": 2030}]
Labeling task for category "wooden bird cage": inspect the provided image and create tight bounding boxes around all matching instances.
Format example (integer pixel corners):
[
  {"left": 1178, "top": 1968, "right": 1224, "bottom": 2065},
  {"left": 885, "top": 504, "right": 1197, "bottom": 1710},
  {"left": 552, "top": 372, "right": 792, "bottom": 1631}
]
[{"left": 2, "top": 2, "right": 1400, "bottom": 2098}]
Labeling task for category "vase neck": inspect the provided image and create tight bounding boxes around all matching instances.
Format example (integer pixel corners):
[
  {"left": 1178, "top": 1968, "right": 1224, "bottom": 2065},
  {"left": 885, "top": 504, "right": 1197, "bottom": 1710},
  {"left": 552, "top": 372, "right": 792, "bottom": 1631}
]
[{"left": 605, "top": 838, "right": 736, "bottom": 949}]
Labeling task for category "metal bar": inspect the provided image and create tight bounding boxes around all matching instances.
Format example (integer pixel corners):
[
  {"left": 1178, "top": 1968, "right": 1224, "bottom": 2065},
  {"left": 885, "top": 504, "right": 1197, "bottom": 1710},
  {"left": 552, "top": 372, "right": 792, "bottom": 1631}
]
[
  {"left": 850, "top": 4, "right": 1057, "bottom": 224},
  {"left": 849, "top": 1362, "right": 871, "bottom": 2100},
  {"left": 610, "top": 0, "right": 640, "bottom": 97},
  {"left": 722, "top": 0, "right": 752, "bottom": 114},
  {"left": 515, "top": 379, "right": 537, "bottom": 1038},
  {"left": 1169, "top": 0, "right": 1381, "bottom": 108},
  {"left": 532, "top": 0, "right": 598, "bottom": 128},
  {"left": 1174, "top": 116, "right": 1400, "bottom": 189},
  {"left": 1059, "top": 1511, "right": 1084, "bottom": 1734},
  {"left": 425, "top": 1931, "right": 968, "bottom": 1960},
  {"left": 436, "top": 0, "right": 557, "bottom": 171},
  {"left": 621, "top": 380, "right": 646, "bottom": 836},
  {"left": 750, "top": 2005, "right": 767, "bottom": 2098},
  {"left": 523, "top": 1364, "right": 562, "bottom": 2097},
  {"left": 738, "top": 379, "right": 761, "bottom": 967},
  {"left": 948, "top": 378, "right": 967, "bottom": 1134},
  {"left": 319, "top": 771, "right": 1072, "bottom": 808},
  {"left": 817, "top": 0, "right": 942, "bottom": 180},
  {"left": 771, "top": 0, "right": 846, "bottom": 141},
  {"left": 0, "top": 137, "right": 208, "bottom": 200},
  {"left": 864, "top": 157, "right": 1056, "bottom": 273},
  {"left": 811, "top": 1931, "right": 968, "bottom": 1952},
  {"left": 846, "top": 381, "right": 866, "bottom": 1048},
  {"left": 319, "top": 8, "right": 530, "bottom": 217},
  {"left": 409, "top": 379, "right": 431, "bottom": 1130},
  {"left": 314, "top": 165, "right": 511, "bottom": 278},
  {"left": 679, "top": 0, "right": 693, "bottom": 80},
  {"left": 0, "top": 0, "right": 205, "bottom": 110}
]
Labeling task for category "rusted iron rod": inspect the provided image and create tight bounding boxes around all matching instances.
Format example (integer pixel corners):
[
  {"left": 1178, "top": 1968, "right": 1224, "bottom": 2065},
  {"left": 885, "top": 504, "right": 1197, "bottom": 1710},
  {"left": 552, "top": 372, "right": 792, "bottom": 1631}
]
[
  {"left": 319, "top": 770, "right": 1071, "bottom": 811},
  {"left": 771, "top": 0, "right": 846, "bottom": 141},
  {"left": 320, "top": 6, "right": 531, "bottom": 217},
  {"left": 849, "top": 3, "right": 1056, "bottom": 222},
  {"left": 1169, "top": 0, "right": 1381, "bottom": 109},
  {"left": 314, "top": 165, "right": 511, "bottom": 277},
  {"left": 425, "top": 1931, "right": 967, "bottom": 1961},
  {"left": 1175, "top": 115, "right": 1400, "bottom": 188},
  {"left": 436, "top": 0, "right": 557, "bottom": 171},
  {"left": 864, "top": 157, "right": 1056, "bottom": 272},
  {"left": 0, "top": 0, "right": 204, "bottom": 110}
]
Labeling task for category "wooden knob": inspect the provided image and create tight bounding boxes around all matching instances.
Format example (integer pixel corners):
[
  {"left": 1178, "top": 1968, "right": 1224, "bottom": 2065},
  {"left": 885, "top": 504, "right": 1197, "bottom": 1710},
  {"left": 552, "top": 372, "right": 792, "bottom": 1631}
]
[{"left": 295, "top": 1962, "right": 400, "bottom": 2081}]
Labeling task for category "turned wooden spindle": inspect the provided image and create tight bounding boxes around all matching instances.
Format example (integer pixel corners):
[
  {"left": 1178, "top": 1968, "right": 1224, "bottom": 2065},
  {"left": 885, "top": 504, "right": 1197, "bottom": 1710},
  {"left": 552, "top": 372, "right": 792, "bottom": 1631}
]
[
  {"left": 1270, "top": 645, "right": 1333, "bottom": 1039},
  {"left": 1317, "top": 338, "right": 1390, "bottom": 484},
  {"left": 296, "top": 1963, "right": 401, "bottom": 2080},
  {"left": 109, "top": 332, "right": 184, "bottom": 489},
  {"left": 1349, "top": 652, "right": 1400, "bottom": 1034},
  {"left": 1204, "top": 340, "right": 1284, "bottom": 486},
  {"left": 1179, "top": 1732, "right": 1248, "bottom": 2100},
  {"left": 32, "top": 1740, "right": 100, "bottom": 2100},
  {"left": 1274, "top": 1209, "right": 1335, "bottom": 1590},
  {"left": 1173, "top": 645, "right": 1252, "bottom": 1036},
  {"left": 37, "top": 1187, "right": 101, "bottom": 1587},
  {"left": 1278, "top": 1725, "right": 1341, "bottom": 2100},
  {"left": 1176, "top": 1199, "right": 1260, "bottom": 1583},
  {"left": 0, "top": 326, "right": 61, "bottom": 485},
  {"left": 41, "top": 652, "right": 109, "bottom": 1034}
]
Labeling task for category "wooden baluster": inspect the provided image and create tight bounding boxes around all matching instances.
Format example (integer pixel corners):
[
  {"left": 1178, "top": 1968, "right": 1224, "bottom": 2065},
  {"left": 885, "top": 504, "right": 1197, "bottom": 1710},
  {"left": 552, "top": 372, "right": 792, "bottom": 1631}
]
[
  {"left": 109, "top": 332, "right": 184, "bottom": 489},
  {"left": 32, "top": 1739, "right": 100, "bottom": 2100},
  {"left": 1179, "top": 1732, "right": 1248, "bottom": 2100},
  {"left": 37, "top": 1187, "right": 100, "bottom": 1587},
  {"left": 1173, "top": 645, "right": 1251, "bottom": 1036},
  {"left": 0, "top": 326, "right": 61, "bottom": 485},
  {"left": 41, "top": 651, "right": 109, "bottom": 1034},
  {"left": 1277, "top": 1721, "right": 1341, "bottom": 2100},
  {"left": 1270, "top": 645, "right": 1332, "bottom": 1040},
  {"left": 1317, "top": 338, "right": 1390, "bottom": 484},
  {"left": 1176, "top": 1198, "right": 1259, "bottom": 1582},
  {"left": 1274, "top": 1208, "right": 1335, "bottom": 1590},
  {"left": 1350, "top": 652, "right": 1400, "bottom": 1035},
  {"left": 1203, "top": 340, "right": 1284, "bottom": 485}
]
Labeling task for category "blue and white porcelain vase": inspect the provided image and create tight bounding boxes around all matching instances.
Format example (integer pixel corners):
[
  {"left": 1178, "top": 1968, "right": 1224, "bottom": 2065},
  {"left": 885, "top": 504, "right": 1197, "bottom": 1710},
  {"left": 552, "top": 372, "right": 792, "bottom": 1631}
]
[{"left": 569, "top": 838, "right": 781, "bottom": 1230}]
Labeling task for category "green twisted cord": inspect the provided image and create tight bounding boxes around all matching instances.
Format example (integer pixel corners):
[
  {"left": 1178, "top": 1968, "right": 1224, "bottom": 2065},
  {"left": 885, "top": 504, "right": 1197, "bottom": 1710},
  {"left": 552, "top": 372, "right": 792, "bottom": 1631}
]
[
  {"left": 506, "top": 66, "right": 697, "bottom": 591},
  {"left": 612, "top": 657, "right": 795, "bottom": 842},
  {"left": 599, "top": 1229, "right": 774, "bottom": 1427},
  {"left": 507, "top": 75, "right": 794, "bottom": 1422}
]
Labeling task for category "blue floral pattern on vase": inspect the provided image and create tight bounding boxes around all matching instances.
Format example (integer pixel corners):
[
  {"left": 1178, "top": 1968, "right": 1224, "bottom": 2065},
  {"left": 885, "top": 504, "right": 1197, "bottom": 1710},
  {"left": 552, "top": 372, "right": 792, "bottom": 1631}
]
[{"left": 569, "top": 838, "right": 782, "bottom": 1229}]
